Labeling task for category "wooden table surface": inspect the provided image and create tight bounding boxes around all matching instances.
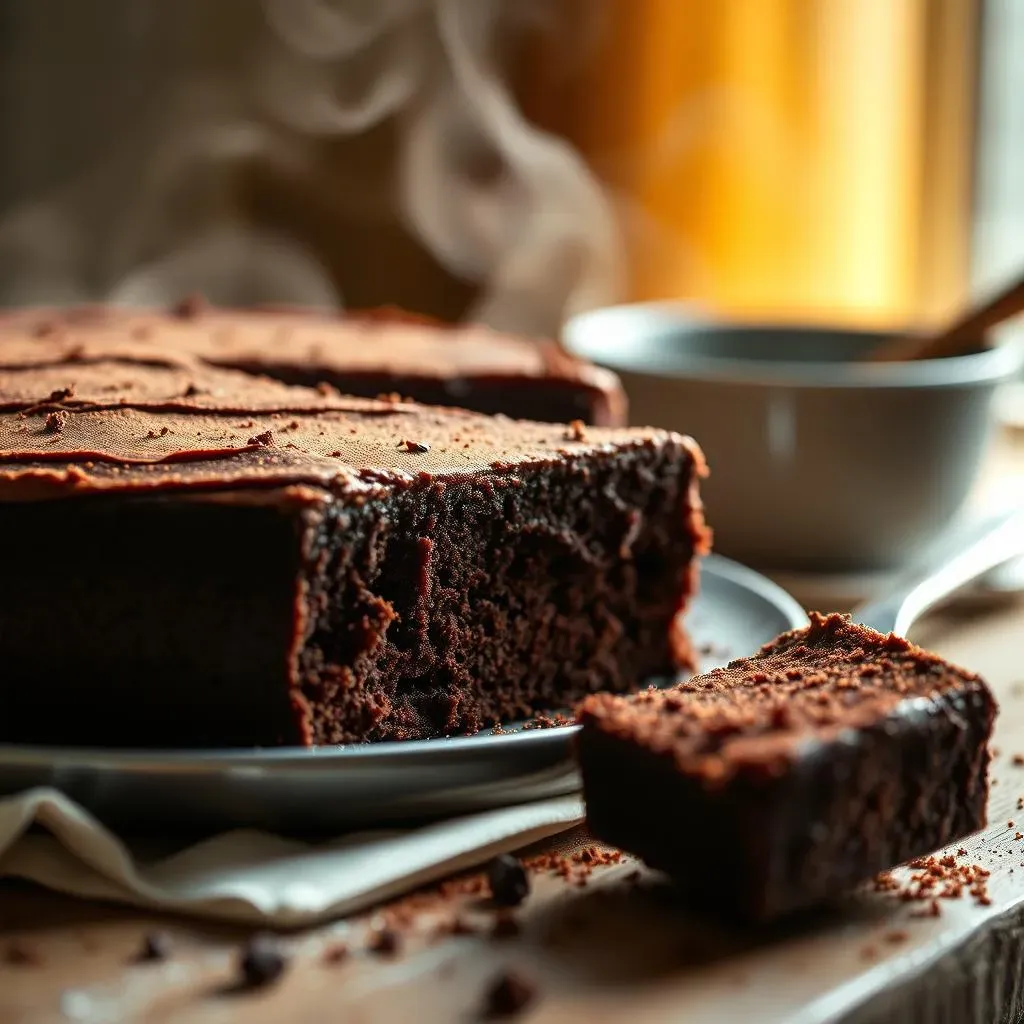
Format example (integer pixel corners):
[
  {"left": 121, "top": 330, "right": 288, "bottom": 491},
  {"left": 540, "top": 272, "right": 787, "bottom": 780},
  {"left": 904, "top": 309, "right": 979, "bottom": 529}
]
[{"left": 2, "top": 432, "right": 1023, "bottom": 1024}]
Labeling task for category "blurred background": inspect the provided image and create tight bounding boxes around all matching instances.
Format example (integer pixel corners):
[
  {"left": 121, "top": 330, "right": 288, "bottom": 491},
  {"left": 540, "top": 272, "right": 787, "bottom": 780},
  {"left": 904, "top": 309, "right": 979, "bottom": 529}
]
[
  {"left": 0, "top": 0, "right": 1020, "bottom": 338},
  {"left": 0, "top": 0, "right": 1022, "bottom": 581}
]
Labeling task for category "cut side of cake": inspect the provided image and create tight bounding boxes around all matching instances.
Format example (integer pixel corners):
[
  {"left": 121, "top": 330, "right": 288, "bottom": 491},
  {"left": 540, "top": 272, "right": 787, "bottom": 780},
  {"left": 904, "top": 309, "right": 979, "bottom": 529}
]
[
  {"left": 0, "top": 353, "right": 706, "bottom": 748},
  {"left": 577, "top": 613, "right": 995, "bottom": 922},
  {"left": 0, "top": 303, "right": 627, "bottom": 426}
]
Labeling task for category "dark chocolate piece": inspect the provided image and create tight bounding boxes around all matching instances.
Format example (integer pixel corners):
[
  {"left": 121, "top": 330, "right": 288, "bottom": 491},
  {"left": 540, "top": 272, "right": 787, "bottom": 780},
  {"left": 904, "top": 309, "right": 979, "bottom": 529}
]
[
  {"left": 577, "top": 613, "right": 996, "bottom": 923},
  {"left": 0, "top": 304, "right": 627, "bottom": 425},
  {"left": 483, "top": 970, "right": 536, "bottom": 1017},
  {"left": 487, "top": 855, "right": 530, "bottom": 908},
  {"left": 0, "top": 351, "right": 706, "bottom": 749},
  {"left": 368, "top": 927, "right": 401, "bottom": 956},
  {"left": 237, "top": 934, "right": 287, "bottom": 989},
  {"left": 134, "top": 931, "right": 172, "bottom": 963}
]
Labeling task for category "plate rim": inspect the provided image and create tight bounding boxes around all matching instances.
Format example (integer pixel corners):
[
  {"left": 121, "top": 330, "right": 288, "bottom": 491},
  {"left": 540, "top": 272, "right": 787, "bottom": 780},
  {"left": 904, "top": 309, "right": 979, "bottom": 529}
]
[{"left": 0, "top": 554, "right": 806, "bottom": 772}]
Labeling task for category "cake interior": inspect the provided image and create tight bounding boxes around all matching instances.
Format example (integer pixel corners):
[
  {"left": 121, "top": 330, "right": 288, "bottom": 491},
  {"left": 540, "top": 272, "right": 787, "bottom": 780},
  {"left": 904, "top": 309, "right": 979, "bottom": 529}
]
[{"left": 0, "top": 442, "right": 699, "bottom": 748}]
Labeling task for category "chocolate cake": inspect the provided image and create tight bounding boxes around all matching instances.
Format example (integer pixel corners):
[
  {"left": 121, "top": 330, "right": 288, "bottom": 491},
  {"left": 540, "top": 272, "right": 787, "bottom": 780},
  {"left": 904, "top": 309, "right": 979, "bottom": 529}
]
[
  {"left": 576, "top": 613, "right": 995, "bottom": 922},
  {"left": 0, "top": 303, "right": 627, "bottom": 425},
  {"left": 0, "top": 352, "right": 706, "bottom": 748}
]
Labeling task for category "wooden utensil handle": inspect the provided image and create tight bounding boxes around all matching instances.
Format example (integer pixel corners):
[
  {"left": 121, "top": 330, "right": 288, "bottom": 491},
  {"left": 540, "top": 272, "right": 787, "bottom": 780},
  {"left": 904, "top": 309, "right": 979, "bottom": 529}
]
[{"left": 870, "top": 269, "right": 1024, "bottom": 362}]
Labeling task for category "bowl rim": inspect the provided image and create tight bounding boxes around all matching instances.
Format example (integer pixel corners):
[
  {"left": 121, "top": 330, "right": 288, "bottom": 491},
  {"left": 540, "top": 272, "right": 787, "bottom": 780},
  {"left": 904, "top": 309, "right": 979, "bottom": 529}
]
[{"left": 563, "top": 301, "right": 1024, "bottom": 389}]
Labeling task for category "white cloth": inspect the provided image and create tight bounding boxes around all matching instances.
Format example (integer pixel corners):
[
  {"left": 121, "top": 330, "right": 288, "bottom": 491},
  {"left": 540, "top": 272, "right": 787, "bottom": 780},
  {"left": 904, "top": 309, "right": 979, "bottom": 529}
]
[{"left": 0, "top": 787, "right": 584, "bottom": 926}]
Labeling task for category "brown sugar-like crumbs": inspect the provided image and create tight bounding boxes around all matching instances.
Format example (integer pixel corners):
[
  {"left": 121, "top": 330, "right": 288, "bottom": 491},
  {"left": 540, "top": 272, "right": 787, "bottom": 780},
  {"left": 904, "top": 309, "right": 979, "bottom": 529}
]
[
  {"left": 565, "top": 419, "right": 586, "bottom": 442},
  {"left": 483, "top": 969, "right": 536, "bottom": 1018},
  {"left": 487, "top": 855, "right": 530, "bottom": 907},
  {"left": 878, "top": 853, "right": 991, "bottom": 908},
  {"left": 248, "top": 430, "right": 274, "bottom": 447},
  {"left": 43, "top": 410, "right": 68, "bottom": 434},
  {"left": 134, "top": 931, "right": 172, "bottom": 963},
  {"left": 400, "top": 439, "right": 431, "bottom": 453},
  {"left": 322, "top": 942, "right": 349, "bottom": 965},
  {"left": 237, "top": 933, "right": 287, "bottom": 989},
  {"left": 522, "top": 712, "right": 574, "bottom": 730},
  {"left": 368, "top": 927, "right": 401, "bottom": 956}
]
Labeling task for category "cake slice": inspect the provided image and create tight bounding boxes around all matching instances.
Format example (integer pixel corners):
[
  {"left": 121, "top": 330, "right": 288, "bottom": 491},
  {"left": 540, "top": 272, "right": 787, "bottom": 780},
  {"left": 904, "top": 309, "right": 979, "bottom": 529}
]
[
  {"left": 0, "top": 354, "right": 705, "bottom": 748},
  {"left": 0, "top": 303, "right": 627, "bottom": 425},
  {"left": 576, "top": 613, "right": 995, "bottom": 922}
]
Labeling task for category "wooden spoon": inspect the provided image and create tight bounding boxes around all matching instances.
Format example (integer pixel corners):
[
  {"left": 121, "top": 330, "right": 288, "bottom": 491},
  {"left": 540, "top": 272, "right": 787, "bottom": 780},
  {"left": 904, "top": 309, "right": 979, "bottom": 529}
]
[{"left": 867, "top": 268, "right": 1024, "bottom": 362}]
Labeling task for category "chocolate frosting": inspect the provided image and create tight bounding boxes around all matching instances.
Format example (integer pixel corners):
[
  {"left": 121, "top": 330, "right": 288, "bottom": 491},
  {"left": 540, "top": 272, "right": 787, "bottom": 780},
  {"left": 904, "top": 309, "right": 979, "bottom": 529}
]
[
  {"left": 0, "top": 304, "right": 621, "bottom": 392},
  {"left": 0, "top": 345, "right": 700, "bottom": 502},
  {"left": 578, "top": 612, "right": 989, "bottom": 783}
]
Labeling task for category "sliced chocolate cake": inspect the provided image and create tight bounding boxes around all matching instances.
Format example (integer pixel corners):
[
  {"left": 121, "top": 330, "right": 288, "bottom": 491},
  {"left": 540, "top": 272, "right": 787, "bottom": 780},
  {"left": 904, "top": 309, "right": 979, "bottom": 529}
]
[
  {"left": 0, "top": 352, "right": 706, "bottom": 748},
  {"left": 577, "top": 613, "right": 995, "bottom": 922},
  {"left": 0, "top": 303, "right": 627, "bottom": 425}
]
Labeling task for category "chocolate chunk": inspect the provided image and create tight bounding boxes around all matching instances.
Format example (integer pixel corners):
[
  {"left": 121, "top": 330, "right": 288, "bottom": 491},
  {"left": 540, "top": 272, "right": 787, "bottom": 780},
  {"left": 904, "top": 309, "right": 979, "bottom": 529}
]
[
  {"left": 237, "top": 933, "right": 287, "bottom": 989},
  {"left": 134, "top": 931, "right": 171, "bottom": 963},
  {"left": 483, "top": 970, "right": 536, "bottom": 1017},
  {"left": 487, "top": 855, "right": 530, "bottom": 907},
  {"left": 247, "top": 430, "right": 274, "bottom": 447},
  {"left": 368, "top": 927, "right": 400, "bottom": 956}
]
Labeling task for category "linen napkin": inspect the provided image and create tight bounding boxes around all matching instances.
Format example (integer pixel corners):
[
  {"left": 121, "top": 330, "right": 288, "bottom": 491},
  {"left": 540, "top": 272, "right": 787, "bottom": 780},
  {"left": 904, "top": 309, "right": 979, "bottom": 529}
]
[{"left": 0, "top": 787, "right": 583, "bottom": 926}]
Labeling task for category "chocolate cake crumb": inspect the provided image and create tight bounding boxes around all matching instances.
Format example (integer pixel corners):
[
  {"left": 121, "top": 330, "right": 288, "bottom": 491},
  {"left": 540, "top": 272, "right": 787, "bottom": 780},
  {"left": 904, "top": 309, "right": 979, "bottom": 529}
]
[
  {"left": 483, "top": 970, "right": 536, "bottom": 1018},
  {"left": 247, "top": 430, "right": 274, "bottom": 447},
  {"left": 368, "top": 927, "right": 401, "bottom": 956},
  {"left": 47, "top": 386, "right": 75, "bottom": 403},
  {"left": 43, "top": 410, "right": 68, "bottom": 434},
  {"left": 171, "top": 293, "right": 207, "bottom": 319},
  {"left": 134, "top": 931, "right": 171, "bottom": 963},
  {"left": 565, "top": 419, "right": 586, "bottom": 442},
  {"left": 400, "top": 439, "right": 431, "bottom": 453},
  {"left": 322, "top": 942, "right": 349, "bottom": 965},
  {"left": 183, "top": 384, "right": 202, "bottom": 397},
  {"left": 237, "top": 933, "right": 287, "bottom": 989},
  {"left": 488, "top": 855, "right": 530, "bottom": 907},
  {"left": 1013, "top": 755, "right": 1024, "bottom": 767},
  {"left": 4, "top": 943, "right": 42, "bottom": 966}
]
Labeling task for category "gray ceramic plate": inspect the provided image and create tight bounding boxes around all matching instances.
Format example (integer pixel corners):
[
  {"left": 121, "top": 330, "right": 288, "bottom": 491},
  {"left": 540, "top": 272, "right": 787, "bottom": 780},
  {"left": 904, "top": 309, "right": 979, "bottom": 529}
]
[{"left": 0, "top": 555, "right": 805, "bottom": 835}]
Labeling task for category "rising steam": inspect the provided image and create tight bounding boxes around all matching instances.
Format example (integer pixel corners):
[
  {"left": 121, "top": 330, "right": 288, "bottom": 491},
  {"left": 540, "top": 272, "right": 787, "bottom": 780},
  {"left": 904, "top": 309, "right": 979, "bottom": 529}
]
[{"left": 0, "top": 0, "right": 624, "bottom": 336}]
